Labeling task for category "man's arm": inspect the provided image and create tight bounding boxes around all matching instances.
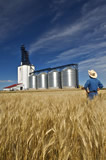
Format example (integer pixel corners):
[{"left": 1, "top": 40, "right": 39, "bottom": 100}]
[{"left": 98, "top": 80, "right": 103, "bottom": 89}]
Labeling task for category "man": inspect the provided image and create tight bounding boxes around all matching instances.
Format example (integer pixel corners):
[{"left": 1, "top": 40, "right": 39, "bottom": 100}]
[{"left": 84, "top": 70, "right": 103, "bottom": 100}]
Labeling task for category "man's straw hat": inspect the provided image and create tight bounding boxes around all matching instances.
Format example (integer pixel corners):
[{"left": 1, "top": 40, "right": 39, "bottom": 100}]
[{"left": 88, "top": 70, "right": 97, "bottom": 78}]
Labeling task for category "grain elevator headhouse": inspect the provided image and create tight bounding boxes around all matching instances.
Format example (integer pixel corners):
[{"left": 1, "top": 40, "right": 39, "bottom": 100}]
[{"left": 18, "top": 45, "right": 35, "bottom": 90}]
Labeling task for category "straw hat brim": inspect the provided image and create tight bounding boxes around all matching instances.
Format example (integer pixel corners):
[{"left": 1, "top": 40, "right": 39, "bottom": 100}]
[{"left": 88, "top": 70, "right": 97, "bottom": 78}]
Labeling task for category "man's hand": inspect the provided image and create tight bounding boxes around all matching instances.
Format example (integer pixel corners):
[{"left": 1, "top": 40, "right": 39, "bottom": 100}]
[
  {"left": 97, "top": 88, "right": 100, "bottom": 91},
  {"left": 86, "top": 90, "right": 89, "bottom": 94}
]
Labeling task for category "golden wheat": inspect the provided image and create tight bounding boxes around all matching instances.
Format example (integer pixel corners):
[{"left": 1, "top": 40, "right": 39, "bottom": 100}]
[{"left": 0, "top": 90, "right": 106, "bottom": 160}]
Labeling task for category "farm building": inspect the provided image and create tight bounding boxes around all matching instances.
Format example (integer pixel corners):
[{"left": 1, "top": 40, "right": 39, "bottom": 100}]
[{"left": 3, "top": 83, "right": 23, "bottom": 91}]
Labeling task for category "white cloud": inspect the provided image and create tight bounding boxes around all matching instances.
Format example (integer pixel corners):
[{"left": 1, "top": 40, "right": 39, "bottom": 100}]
[
  {"left": 79, "top": 56, "right": 106, "bottom": 70},
  {"left": 29, "top": 4, "right": 106, "bottom": 55},
  {"left": 0, "top": 80, "right": 15, "bottom": 83},
  {"left": 29, "top": 22, "right": 84, "bottom": 54},
  {"left": 47, "top": 41, "right": 106, "bottom": 64},
  {"left": 51, "top": 12, "right": 63, "bottom": 23}
]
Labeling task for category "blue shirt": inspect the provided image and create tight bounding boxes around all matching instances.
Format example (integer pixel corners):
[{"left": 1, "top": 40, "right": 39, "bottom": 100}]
[{"left": 84, "top": 78, "right": 103, "bottom": 92}]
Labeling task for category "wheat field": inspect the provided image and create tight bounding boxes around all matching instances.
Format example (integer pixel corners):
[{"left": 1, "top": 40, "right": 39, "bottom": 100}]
[{"left": 0, "top": 89, "right": 106, "bottom": 160}]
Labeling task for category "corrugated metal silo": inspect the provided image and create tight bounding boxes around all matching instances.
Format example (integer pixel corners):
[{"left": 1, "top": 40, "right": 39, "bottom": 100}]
[
  {"left": 29, "top": 75, "right": 36, "bottom": 89},
  {"left": 48, "top": 70, "right": 61, "bottom": 89},
  {"left": 61, "top": 67, "right": 78, "bottom": 88},
  {"left": 37, "top": 72, "right": 48, "bottom": 89}
]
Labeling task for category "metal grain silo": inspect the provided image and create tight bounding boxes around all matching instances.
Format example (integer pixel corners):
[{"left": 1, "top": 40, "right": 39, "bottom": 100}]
[
  {"left": 37, "top": 72, "right": 48, "bottom": 89},
  {"left": 48, "top": 70, "right": 61, "bottom": 89},
  {"left": 61, "top": 67, "right": 78, "bottom": 88},
  {"left": 29, "top": 75, "right": 36, "bottom": 89}
]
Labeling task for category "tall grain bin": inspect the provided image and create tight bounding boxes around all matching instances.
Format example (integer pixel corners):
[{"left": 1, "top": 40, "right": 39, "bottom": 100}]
[
  {"left": 48, "top": 70, "right": 61, "bottom": 89},
  {"left": 61, "top": 67, "right": 78, "bottom": 88},
  {"left": 37, "top": 72, "right": 48, "bottom": 89},
  {"left": 29, "top": 75, "right": 36, "bottom": 89}
]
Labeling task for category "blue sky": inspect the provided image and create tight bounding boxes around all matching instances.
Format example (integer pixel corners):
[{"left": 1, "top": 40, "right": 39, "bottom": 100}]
[{"left": 0, "top": 0, "right": 106, "bottom": 90}]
